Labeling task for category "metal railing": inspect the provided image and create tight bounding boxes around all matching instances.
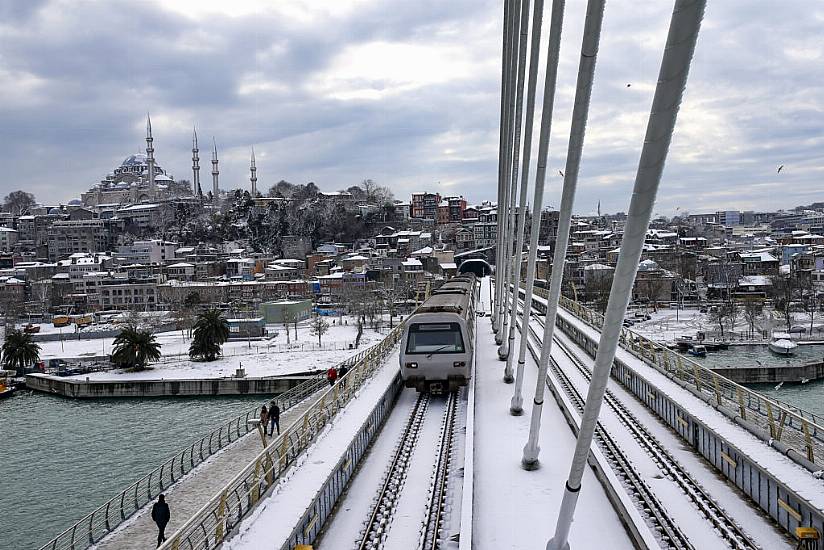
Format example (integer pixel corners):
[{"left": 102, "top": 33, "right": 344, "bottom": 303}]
[
  {"left": 279, "top": 373, "right": 404, "bottom": 549},
  {"left": 525, "top": 285, "right": 824, "bottom": 468},
  {"left": 156, "top": 324, "right": 403, "bottom": 550},
  {"left": 37, "top": 343, "right": 378, "bottom": 550}
]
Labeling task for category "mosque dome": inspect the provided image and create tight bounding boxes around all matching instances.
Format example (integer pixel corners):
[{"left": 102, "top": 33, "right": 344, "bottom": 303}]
[
  {"left": 68, "top": 199, "right": 82, "bottom": 206},
  {"left": 122, "top": 153, "right": 148, "bottom": 167},
  {"left": 48, "top": 207, "right": 61, "bottom": 215},
  {"left": 638, "top": 259, "right": 659, "bottom": 271}
]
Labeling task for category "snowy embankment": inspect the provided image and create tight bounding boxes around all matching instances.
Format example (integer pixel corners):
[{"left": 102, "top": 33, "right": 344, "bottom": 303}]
[{"left": 57, "top": 317, "right": 391, "bottom": 381}]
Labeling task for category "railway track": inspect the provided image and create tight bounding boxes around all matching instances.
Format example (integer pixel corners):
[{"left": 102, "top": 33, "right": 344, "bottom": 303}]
[
  {"left": 513, "top": 294, "right": 760, "bottom": 549},
  {"left": 357, "top": 391, "right": 460, "bottom": 550},
  {"left": 420, "top": 391, "right": 459, "bottom": 550}
]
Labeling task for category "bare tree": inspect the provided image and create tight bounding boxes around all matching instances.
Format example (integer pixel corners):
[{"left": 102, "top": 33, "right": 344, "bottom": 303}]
[
  {"left": 708, "top": 303, "right": 735, "bottom": 339},
  {"left": 742, "top": 299, "right": 762, "bottom": 338},
  {"left": 309, "top": 315, "right": 330, "bottom": 345},
  {"left": 282, "top": 312, "right": 292, "bottom": 344},
  {"left": 770, "top": 275, "right": 796, "bottom": 333}
]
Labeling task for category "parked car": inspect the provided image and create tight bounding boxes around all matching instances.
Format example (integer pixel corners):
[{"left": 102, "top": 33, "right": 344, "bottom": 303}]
[{"left": 789, "top": 325, "right": 807, "bottom": 334}]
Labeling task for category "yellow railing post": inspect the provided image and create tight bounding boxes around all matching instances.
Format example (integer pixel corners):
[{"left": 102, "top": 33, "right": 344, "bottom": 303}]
[
  {"left": 803, "top": 421, "right": 814, "bottom": 462},
  {"left": 736, "top": 387, "right": 747, "bottom": 420},
  {"left": 712, "top": 374, "right": 722, "bottom": 406},
  {"left": 692, "top": 362, "right": 702, "bottom": 393},
  {"left": 214, "top": 489, "right": 227, "bottom": 543},
  {"left": 251, "top": 459, "right": 261, "bottom": 505},
  {"left": 766, "top": 402, "right": 776, "bottom": 439}
]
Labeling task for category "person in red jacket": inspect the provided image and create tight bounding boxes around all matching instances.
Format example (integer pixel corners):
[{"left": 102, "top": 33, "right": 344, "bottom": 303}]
[{"left": 326, "top": 366, "right": 337, "bottom": 386}]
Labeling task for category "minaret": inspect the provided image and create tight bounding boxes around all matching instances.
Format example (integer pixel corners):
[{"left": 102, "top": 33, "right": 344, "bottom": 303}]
[
  {"left": 192, "top": 127, "right": 202, "bottom": 199},
  {"left": 146, "top": 113, "right": 156, "bottom": 193},
  {"left": 211, "top": 138, "right": 220, "bottom": 200},
  {"left": 250, "top": 147, "right": 258, "bottom": 197}
]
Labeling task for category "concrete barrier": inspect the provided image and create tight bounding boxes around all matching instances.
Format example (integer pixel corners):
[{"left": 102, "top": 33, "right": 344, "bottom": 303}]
[{"left": 25, "top": 373, "right": 312, "bottom": 398}]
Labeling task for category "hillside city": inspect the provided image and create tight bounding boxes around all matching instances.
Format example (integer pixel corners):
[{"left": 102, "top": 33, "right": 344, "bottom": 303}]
[{"left": 0, "top": 126, "right": 823, "bottom": 372}]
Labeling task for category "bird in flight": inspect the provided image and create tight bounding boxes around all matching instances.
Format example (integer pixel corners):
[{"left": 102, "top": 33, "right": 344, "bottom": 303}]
[
  {"left": 777, "top": 164, "right": 784, "bottom": 174},
  {"left": 626, "top": 83, "right": 631, "bottom": 88},
  {"left": 558, "top": 170, "right": 564, "bottom": 177}
]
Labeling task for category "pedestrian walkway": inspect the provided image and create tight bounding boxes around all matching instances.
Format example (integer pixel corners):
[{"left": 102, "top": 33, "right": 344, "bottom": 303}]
[{"left": 94, "top": 391, "right": 324, "bottom": 550}]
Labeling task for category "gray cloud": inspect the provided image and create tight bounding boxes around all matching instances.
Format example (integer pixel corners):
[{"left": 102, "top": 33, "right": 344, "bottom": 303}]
[{"left": 0, "top": 0, "right": 822, "bottom": 215}]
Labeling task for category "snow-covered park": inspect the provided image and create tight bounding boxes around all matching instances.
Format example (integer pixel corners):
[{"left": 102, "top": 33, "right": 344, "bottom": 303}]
[{"left": 45, "top": 316, "right": 395, "bottom": 381}]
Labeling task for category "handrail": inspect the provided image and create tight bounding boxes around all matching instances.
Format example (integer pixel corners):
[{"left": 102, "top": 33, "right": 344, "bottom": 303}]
[
  {"left": 36, "top": 341, "right": 379, "bottom": 550},
  {"left": 523, "top": 285, "right": 824, "bottom": 467},
  {"left": 157, "top": 324, "right": 404, "bottom": 550}
]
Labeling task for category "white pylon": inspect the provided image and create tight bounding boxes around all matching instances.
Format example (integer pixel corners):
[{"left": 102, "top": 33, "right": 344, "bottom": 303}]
[
  {"left": 509, "top": 0, "right": 562, "bottom": 415},
  {"left": 498, "top": 0, "right": 528, "bottom": 362},
  {"left": 547, "top": 2, "right": 705, "bottom": 548}
]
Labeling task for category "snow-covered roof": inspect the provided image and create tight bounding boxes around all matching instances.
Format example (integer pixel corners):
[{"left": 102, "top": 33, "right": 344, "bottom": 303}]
[
  {"left": 740, "top": 251, "right": 777, "bottom": 262},
  {"left": 738, "top": 275, "right": 772, "bottom": 287},
  {"left": 412, "top": 246, "right": 433, "bottom": 255},
  {"left": 167, "top": 262, "right": 194, "bottom": 268},
  {"left": 0, "top": 227, "right": 17, "bottom": 232},
  {"left": 440, "top": 262, "right": 457, "bottom": 269},
  {"left": 345, "top": 254, "right": 369, "bottom": 261},
  {"left": 402, "top": 258, "right": 422, "bottom": 266},
  {"left": 584, "top": 263, "right": 614, "bottom": 271}
]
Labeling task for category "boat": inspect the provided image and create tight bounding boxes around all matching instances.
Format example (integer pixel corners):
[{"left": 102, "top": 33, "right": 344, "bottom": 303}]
[
  {"left": 688, "top": 345, "right": 707, "bottom": 358},
  {"left": 769, "top": 333, "right": 797, "bottom": 356},
  {"left": 0, "top": 381, "right": 19, "bottom": 399}
]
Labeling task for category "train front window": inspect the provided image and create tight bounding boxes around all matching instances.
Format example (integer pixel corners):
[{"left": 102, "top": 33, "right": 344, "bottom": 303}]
[{"left": 406, "top": 323, "right": 464, "bottom": 354}]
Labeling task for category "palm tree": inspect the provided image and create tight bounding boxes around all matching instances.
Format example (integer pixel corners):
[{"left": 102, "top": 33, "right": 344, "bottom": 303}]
[
  {"left": 189, "top": 309, "right": 230, "bottom": 361},
  {"left": 111, "top": 325, "right": 162, "bottom": 370},
  {"left": 1, "top": 329, "right": 41, "bottom": 373}
]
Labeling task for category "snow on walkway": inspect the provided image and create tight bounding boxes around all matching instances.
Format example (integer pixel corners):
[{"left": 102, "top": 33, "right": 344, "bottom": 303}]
[
  {"left": 224, "top": 352, "right": 401, "bottom": 550},
  {"left": 93, "top": 391, "right": 324, "bottom": 550}
]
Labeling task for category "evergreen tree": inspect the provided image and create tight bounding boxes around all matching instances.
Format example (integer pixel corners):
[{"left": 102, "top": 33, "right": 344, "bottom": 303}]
[
  {"left": 1, "top": 329, "right": 41, "bottom": 373},
  {"left": 111, "top": 325, "right": 162, "bottom": 370},
  {"left": 189, "top": 309, "right": 230, "bottom": 361}
]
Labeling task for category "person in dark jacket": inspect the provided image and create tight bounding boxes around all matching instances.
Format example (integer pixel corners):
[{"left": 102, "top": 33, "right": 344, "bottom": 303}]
[
  {"left": 268, "top": 401, "right": 280, "bottom": 436},
  {"left": 151, "top": 494, "right": 170, "bottom": 547}
]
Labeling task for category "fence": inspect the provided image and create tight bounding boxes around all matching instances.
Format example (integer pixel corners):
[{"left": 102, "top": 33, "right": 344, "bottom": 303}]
[
  {"left": 279, "top": 373, "right": 404, "bottom": 549},
  {"left": 155, "top": 324, "right": 403, "bottom": 550},
  {"left": 524, "top": 285, "right": 824, "bottom": 468},
  {"left": 37, "top": 346, "right": 370, "bottom": 550}
]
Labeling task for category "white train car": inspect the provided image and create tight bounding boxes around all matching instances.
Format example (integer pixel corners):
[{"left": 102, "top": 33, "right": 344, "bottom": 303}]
[{"left": 400, "top": 275, "right": 477, "bottom": 393}]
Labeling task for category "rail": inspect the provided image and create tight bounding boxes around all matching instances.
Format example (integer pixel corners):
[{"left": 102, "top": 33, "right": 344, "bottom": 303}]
[
  {"left": 37, "top": 343, "right": 377, "bottom": 550},
  {"left": 157, "top": 324, "right": 403, "bottom": 550},
  {"left": 524, "top": 285, "right": 824, "bottom": 468}
]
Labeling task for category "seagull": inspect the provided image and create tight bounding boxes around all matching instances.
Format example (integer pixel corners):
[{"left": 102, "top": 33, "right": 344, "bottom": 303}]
[
  {"left": 777, "top": 164, "right": 784, "bottom": 174},
  {"left": 558, "top": 170, "right": 564, "bottom": 177},
  {"left": 774, "top": 381, "right": 784, "bottom": 391},
  {"left": 626, "top": 83, "right": 631, "bottom": 88}
]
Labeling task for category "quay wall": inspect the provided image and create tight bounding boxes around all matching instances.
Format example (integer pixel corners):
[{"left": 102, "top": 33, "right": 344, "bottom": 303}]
[
  {"left": 25, "top": 374, "right": 310, "bottom": 398},
  {"left": 711, "top": 362, "right": 824, "bottom": 384}
]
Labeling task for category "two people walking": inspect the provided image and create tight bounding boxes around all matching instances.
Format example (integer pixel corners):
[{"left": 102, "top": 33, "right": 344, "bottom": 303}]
[{"left": 259, "top": 402, "right": 281, "bottom": 437}]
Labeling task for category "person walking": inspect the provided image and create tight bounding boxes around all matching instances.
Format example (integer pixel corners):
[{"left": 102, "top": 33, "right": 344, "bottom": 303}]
[
  {"left": 151, "top": 494, "right": 170, "bottom": 547},
  {"left": 268, "top": 401, "right": 280, "bottom": 436},
  {"left": 326, "top": 366, "right": 337, "bottom": 386},
  {"left": 338, "top": 364, "right": 349, "bottom": 389},
  {"left": 259, "top": 404, "right": 268, "bottom": 431}
]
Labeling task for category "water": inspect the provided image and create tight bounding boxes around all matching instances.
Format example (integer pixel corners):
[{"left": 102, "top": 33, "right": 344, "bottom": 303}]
[
  {"left": 1, "top": 391, "right": 265, "bottom": 550},
  {"left": 693, "top": 343, "right": 824, "bottom": 417}
]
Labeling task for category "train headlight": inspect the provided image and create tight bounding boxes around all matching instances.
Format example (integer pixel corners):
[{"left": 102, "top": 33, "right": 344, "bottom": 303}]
[
  {"left": 405, "top": 362, "right": 418, "bottom": 368},
  {"left": 453, "top": 361, "right": 466, "bottom": 368}
]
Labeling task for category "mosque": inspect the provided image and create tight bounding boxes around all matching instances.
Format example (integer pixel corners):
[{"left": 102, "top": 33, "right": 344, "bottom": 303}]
[{"left": 80, "top": 115, "right": 215, "bottom": 207}]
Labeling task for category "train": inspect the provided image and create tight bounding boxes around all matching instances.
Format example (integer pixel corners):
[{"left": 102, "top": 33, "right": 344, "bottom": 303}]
[{"left": 400, "top": 274, "right": 478, "bottom": 393}]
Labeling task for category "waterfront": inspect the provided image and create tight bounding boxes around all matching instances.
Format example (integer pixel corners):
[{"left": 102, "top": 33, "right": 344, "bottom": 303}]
[
  {"left": 1, "top": 391, "right": 264, "bottom": 550},
  {"left": 694, "top": 343, "right": 824, "bottom": 416}
]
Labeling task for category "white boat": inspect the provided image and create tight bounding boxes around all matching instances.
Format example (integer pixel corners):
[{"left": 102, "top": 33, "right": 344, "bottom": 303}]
[{"left": 768, "top": 332, "right": 797, "bottom": 356}]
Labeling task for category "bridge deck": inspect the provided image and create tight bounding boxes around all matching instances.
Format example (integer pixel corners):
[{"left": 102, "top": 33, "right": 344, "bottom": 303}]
[
  {"left": 472, "top": 317, "right": 636, "bottom": 549},
  {"left": 95, "top": 391, "right": 324, "bottom": 550}
]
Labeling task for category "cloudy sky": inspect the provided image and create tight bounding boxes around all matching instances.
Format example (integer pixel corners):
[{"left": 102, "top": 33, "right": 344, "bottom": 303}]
[{"left": 0, "top": 0, "right": 822, "bottom": 215}]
